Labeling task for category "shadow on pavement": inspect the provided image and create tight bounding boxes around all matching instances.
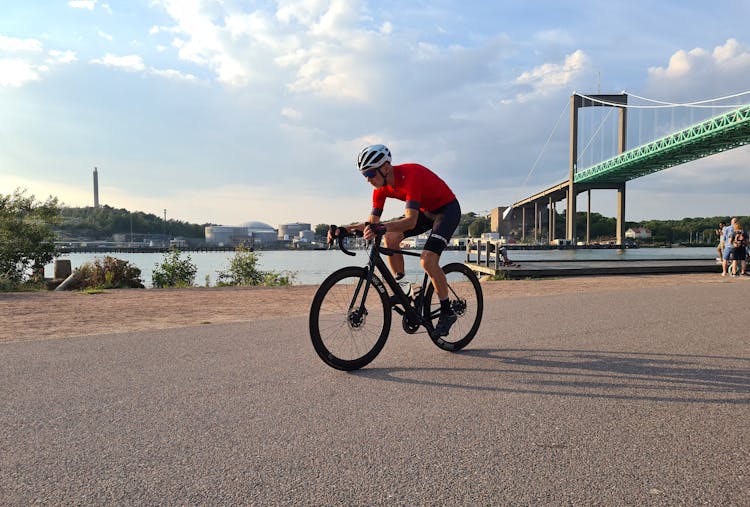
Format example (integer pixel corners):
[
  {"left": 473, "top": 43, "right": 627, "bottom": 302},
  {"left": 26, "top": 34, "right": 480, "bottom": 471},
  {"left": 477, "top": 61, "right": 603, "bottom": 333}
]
[{"left": 354, "top": 348, "right": 750, "bottom": 404}]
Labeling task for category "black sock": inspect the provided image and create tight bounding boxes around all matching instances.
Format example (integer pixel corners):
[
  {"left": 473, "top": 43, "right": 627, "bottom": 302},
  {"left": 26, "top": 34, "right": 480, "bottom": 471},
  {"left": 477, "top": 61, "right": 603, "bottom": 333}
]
[
  {"left": 395, "top": 272, "right": 405, "bottom": 281},
  {"left": 440, "top": 298, "right": 451, "bottom": 313}
]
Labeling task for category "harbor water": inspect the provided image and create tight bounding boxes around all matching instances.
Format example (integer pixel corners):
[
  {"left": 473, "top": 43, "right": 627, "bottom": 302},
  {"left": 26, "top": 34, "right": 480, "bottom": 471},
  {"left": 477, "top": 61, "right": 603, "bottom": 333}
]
[{"left": 44, "top": 247, "right": 718, "bottom": 288}]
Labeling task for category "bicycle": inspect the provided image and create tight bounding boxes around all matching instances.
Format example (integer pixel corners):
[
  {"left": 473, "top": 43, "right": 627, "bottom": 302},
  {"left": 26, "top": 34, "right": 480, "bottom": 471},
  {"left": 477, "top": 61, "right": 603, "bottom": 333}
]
[{"left": 309, "top": 226, "right": 484, "bottom": 371}]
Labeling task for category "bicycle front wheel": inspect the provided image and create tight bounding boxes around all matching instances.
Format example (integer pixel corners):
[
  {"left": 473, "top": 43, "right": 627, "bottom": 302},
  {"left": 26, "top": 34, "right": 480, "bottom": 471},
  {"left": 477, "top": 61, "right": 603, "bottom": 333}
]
[
  {"left": 423, "top": 262, "right": 483, "bottom": 351},
  {"left": 309, "top": 267, "right": 392, "bottom": 371}
]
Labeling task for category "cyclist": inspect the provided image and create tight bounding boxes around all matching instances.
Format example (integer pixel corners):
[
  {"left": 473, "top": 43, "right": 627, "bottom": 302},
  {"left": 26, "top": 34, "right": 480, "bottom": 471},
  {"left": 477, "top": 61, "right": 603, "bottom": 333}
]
[{"left": 331, "top": 144, "right": 462, "bottom": 337}]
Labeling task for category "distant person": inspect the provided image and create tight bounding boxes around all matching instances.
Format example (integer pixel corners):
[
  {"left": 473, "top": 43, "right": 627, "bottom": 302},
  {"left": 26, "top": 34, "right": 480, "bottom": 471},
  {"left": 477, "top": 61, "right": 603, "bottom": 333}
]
[
  {"left": 497, "top": 244, "right": 516, "bottom": 266},
  {"left": 716, "top": 221, "right": 727, "bottom": 262},
  {"left": 721, "top": 217, "right": 737, "bottom": 276},
  {"left": 730, "top": 221, "right": 747, "bottom": 277}
]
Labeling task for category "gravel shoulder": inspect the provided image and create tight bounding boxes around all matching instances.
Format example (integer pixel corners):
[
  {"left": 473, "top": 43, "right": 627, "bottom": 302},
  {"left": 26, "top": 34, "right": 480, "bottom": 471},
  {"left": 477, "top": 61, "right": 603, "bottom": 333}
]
[{"left": 0, "top": 272, "right": 735, "bottom": 344}]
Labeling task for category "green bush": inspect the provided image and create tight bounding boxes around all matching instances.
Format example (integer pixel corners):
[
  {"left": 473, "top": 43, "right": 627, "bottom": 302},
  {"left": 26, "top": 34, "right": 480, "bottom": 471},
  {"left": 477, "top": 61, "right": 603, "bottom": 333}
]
[
  {"left": 152, "top": 248, "right": 197, "bottom": 288},
  {"left": 217, "top": 246, "right": 295, "bottom": 287},
  {"left": 68, "top": 256, "right": 144, "bottom": 290},
  {"left": 0, "top": 189, "right": 61, "bottom": 290}
]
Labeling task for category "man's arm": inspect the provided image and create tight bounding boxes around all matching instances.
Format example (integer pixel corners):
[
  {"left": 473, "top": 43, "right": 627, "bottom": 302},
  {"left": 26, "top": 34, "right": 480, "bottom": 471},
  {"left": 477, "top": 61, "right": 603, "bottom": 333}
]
[
  {"left": 362, "top": 208, "right": 418, "bottom": 240},
  {"left": 380, "top": 208, "right": 418, "bottom": 233}
]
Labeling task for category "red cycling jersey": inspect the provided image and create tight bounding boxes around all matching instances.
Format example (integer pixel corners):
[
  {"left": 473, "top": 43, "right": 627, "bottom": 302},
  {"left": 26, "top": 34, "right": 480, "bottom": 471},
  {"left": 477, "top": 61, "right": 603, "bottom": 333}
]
[{"left": 371, "top": 163, "right": 456, "bottom": 217}]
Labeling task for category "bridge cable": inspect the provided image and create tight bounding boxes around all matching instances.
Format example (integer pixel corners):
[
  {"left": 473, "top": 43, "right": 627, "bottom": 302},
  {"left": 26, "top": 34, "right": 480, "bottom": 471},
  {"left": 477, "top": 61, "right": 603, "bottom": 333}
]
[
  {"left": 577, "top": 91, "right": 750, "bottom": 109},
  {"left": 521, "top": 99, "right": 569, "bottom": 187},
  {"left": 626, "top": 89, "right": 750, "bottom": 107},
  {"left": 503, "top": 99, "right": 569, "bottom": 219},
  {"left": 576, "top": 106, "right": 614, "bottom": 165}
]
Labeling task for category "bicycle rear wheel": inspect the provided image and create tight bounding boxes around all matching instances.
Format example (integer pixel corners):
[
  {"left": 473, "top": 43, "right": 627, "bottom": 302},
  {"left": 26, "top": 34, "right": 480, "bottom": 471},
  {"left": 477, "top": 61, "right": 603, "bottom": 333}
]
[
  {"left": 423, "top": 262, "right": 483, "bottom": 351},
  {"left": 309, "top": 266, "right": 391, "bottom": 370}
]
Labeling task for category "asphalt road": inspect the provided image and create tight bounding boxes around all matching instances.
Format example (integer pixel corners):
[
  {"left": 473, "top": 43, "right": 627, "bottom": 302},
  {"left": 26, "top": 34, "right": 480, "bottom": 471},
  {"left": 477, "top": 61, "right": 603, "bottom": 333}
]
[{"left": 1, "top": 281, "right": 748, "bottom": 505}]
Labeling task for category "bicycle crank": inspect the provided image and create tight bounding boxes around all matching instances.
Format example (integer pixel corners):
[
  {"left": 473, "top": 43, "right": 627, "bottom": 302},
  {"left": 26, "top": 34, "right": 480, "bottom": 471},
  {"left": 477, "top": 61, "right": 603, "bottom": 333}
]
[{"left": 402, "top": 314, "right": 420, "bottom": 334}]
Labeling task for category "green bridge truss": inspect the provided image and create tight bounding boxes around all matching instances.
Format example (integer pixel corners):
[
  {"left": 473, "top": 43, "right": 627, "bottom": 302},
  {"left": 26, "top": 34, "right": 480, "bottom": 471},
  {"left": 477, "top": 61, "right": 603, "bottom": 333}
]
[{"left": 574, "top": 105, "right": 750, "bottom": 184}]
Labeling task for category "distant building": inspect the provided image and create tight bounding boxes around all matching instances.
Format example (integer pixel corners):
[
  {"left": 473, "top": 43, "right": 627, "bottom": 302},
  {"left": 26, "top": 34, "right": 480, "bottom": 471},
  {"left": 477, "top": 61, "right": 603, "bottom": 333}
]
[
  {"left": 244, "top": 221, "right": 278, "bottom": 245},
  {"left": 205, "top": 221, "right": 278, "bottom": 247},
  {"left": 278, "top": 222, "right": 311, "bottom": 241},
  {"left": 625, "top": 227, "right": 652, "bottom": 239}
]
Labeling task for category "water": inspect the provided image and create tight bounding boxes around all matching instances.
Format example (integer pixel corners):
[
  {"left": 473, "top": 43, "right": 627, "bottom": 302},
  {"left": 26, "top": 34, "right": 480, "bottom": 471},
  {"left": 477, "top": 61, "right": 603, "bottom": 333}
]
[{"left": 44, "top": 247, "right": 717, "bottom": 288}]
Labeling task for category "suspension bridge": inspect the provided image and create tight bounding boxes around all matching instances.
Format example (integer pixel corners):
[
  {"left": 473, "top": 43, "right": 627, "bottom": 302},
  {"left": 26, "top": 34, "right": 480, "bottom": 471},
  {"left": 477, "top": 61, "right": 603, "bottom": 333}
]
[{"left": 502, "top": 91, "right": 750, "bottom": 245}]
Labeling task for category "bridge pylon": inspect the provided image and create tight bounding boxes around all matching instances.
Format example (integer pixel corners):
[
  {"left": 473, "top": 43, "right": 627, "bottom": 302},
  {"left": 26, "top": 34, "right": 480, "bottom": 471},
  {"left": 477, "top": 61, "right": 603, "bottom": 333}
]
[{"left": 567, "top": 93, "right": 628, "bottom": 245}]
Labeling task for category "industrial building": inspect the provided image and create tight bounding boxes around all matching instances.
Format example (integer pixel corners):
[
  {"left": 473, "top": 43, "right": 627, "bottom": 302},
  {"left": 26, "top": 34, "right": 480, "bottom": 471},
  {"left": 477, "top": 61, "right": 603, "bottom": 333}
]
[
  {"left": 205, "top": 221, "right": 278, "bottom": 247},
  {"left": 278, "top": 222, "right": 311, "bottom": 241}
]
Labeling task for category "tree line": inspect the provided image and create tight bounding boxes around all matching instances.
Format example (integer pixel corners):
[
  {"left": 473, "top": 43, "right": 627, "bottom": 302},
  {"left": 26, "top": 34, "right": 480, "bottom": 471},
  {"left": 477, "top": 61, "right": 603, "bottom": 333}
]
[{"left": 58, "top": 205, "right": 209, "bottom": 239}]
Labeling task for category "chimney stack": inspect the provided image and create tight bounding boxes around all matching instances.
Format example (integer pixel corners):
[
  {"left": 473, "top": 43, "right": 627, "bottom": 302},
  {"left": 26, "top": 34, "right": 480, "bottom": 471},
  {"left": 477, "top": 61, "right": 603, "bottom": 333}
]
[{"left": 93, "top": 167, "right": 100, "bottom": 208}]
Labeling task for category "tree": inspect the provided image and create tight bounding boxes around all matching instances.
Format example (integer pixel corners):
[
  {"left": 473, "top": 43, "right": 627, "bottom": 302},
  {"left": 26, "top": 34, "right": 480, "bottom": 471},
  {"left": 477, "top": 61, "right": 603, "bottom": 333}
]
[
  {"left": 0, "top": 189, "right": 61, "bottom": 288},
  {"left": 314, "top": 224, "right": 331, "bottom": 239},
  {"left": 468, "top": 217, "right": 490, "bottom": 237}
]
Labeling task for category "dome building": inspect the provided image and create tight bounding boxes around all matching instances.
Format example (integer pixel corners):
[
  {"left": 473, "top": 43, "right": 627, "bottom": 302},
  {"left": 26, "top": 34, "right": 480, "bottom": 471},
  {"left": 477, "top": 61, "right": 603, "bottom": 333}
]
[{"left": 242, "top": 221, "right": 278, "bottom": 246}]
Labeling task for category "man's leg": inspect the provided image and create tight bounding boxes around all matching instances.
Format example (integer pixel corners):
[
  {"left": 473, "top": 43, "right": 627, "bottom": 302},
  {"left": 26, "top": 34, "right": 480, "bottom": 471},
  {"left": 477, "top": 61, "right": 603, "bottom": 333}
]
[
  {"left": 421, "top": 250, "right": 448, "bottom": 300},
  {"left": 422, "top": 250, "right": 457, "bottom": 337},
  {"left": 384, "top": 231, "right": 405, "bottom": 276}
]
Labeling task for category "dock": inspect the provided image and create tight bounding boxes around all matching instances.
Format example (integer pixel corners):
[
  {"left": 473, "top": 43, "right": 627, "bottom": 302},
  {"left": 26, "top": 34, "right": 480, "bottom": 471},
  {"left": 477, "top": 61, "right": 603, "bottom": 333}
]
[{"left": 465, "top": 240, "right": 721, "bottom": 278}]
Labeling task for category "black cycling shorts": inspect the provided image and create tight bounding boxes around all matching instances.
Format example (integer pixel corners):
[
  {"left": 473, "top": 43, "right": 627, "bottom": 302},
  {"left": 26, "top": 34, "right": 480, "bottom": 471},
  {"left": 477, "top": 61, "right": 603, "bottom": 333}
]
[{"left": 402, "top": 199, "right": 461, "bottom": 254}]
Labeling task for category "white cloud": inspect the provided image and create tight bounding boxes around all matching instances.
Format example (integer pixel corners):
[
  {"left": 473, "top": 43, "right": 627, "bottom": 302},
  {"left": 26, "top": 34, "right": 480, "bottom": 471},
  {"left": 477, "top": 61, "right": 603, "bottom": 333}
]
[
  {"left": 91, "top": 53, "right": 146, "bottom": 72},
  {"left": 514, "top": 50, "right": 591, "bottom": 102},
  {"left": 0, "top": 35, "right": 43, "bottom": 52},
  {"left": 101, "top": 3, "right": 112, "bottom": 14},
  {"left": 281, "top": 107, "right": 302, "bottom": 120},
  {"left": 47, "top": 50, "right": 77, "bottom": 64},
  {"left": 0, "top": 59, "right": 41, "bottom": 87},
  {"left": 647, "top": 39, "right": 750, "bottom": 100},
  {"left": 88, "top": 51, "right": 199, "bottom": 81},
  {"left": 0, "top": 37, "right": 79, "bottom": 88},
  {"left": 68, "top": 0, "right": 97, "bottom": 10},
  {"left": 150, "top": 68, "right": 196, "bottom": 81},
  {"left": 98, "top": 30, "right": 113, "bottom": 42},
  {"left": 149, "top": 25, "right": 180, "bottom": 35}
]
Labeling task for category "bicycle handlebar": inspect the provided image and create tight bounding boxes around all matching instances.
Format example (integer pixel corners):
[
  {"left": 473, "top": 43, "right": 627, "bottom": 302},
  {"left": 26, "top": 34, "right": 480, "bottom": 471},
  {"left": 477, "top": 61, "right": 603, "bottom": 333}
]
[{"left": 329, "top": 225, "right": 364, "bottom": 256}]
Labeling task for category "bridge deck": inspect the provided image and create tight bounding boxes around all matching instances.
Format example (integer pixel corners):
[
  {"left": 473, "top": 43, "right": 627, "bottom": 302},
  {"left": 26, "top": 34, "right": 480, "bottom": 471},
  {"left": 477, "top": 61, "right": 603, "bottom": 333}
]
[{"left": 575, "top": 105, "right": 750, "bottom": 184}]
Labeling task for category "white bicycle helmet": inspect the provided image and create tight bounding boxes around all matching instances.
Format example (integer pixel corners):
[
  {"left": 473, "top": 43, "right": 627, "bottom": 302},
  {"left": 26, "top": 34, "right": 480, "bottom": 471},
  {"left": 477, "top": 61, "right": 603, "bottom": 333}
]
[{"left": 357, "top": 144, "right": 391, "bottom": 173}]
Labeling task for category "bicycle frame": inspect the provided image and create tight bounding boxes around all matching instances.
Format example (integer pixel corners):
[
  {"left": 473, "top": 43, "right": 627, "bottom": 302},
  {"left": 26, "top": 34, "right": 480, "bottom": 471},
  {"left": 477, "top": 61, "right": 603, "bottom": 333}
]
[{"left": 346, "top": 236, "right": 435, "bottom": 335}]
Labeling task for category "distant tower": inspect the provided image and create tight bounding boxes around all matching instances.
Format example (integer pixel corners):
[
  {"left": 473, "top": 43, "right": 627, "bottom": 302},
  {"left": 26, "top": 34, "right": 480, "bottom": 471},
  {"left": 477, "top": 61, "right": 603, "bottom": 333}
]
[{"left": 93, "top": 167, "right": 100, "bottom": 208}]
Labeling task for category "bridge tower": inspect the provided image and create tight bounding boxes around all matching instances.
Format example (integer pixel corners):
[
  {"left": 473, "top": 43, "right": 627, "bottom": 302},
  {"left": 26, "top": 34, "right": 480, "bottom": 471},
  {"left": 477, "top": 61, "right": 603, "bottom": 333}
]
[{"left": 566, "top": 93, "right": 627, "bottom": 244}]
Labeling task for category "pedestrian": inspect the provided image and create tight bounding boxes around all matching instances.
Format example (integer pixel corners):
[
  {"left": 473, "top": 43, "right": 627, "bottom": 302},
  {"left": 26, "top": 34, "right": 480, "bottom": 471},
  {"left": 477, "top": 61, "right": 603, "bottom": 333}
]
[
  {"left": 730, "top": 221, "right": 747, "bottom": 277},
  {"left": 721, "top": 218, "right": 736, "bottom": 276},
  {"left": 716, "top": 221, "right": 726, "bottom": 262}
]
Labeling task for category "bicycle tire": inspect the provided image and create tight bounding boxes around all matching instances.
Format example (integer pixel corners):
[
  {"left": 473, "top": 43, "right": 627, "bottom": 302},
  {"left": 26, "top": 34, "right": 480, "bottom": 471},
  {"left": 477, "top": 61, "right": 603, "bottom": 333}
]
[
  {"left": 309, "top": 266, "right": 392, "bottom": 370},
  {"left": 423, "top": 262, "right": 483, "bottom": 351}
]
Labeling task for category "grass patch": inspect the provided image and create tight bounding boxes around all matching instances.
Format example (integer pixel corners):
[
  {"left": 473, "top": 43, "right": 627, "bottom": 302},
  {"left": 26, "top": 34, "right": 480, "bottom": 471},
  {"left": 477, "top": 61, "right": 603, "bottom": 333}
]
[{"left": 80, "top": 288, "right": 105, "bottom": 295}]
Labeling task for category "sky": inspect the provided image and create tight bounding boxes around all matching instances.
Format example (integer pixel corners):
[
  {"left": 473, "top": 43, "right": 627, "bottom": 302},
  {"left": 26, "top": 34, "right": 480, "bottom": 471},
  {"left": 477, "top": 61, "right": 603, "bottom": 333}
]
[{"left": 1, "top": 0, "right": 750, "bottom": 228}]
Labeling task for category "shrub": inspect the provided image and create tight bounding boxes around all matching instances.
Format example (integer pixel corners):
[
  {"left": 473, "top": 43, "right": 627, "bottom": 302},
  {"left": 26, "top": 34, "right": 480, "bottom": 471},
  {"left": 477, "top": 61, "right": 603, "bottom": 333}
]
[
  {"left": 67, "top": 256, "right": 144, "bottom": 290},
  {"left": 0, "top": 189, "right": 61, "bottom": 290},
  {"left": 217, "top": 246, "right": 295, "bottom": 287},
  {"left": 152, "top": 248, "right": 197, "bottom": 288}
]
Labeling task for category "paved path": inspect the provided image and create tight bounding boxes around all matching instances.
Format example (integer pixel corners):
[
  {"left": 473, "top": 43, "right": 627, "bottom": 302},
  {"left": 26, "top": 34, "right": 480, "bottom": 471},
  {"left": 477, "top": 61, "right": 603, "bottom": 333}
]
[{"left": 1, "top": 282, "right": 748, "bottom": 505}]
